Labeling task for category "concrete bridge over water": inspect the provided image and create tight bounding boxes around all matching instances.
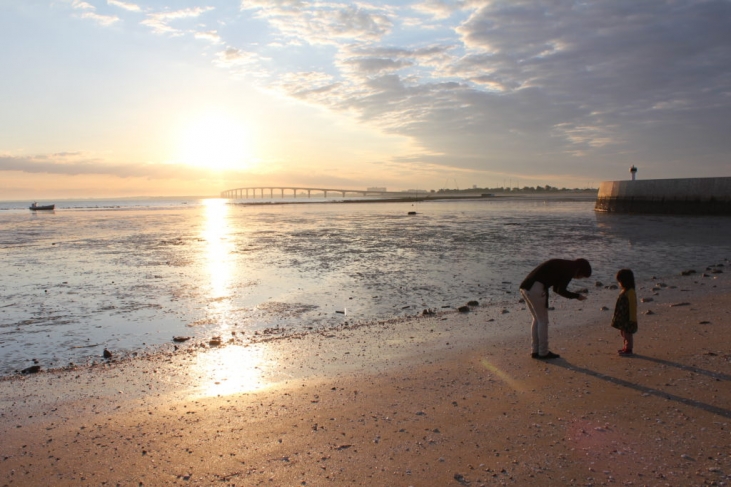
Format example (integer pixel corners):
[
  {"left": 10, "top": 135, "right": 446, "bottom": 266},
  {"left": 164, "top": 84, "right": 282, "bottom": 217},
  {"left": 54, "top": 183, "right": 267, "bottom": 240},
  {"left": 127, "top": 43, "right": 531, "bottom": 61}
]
[{"left": 220, "top": 186, "right": 427, "bottom": 199}]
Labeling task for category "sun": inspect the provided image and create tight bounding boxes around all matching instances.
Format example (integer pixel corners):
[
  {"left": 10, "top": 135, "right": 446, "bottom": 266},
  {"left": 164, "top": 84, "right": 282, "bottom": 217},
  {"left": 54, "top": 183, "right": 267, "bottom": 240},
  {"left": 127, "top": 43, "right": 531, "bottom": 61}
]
[{"left": 177, "top": 112, "right": 253, "bottom": 171}]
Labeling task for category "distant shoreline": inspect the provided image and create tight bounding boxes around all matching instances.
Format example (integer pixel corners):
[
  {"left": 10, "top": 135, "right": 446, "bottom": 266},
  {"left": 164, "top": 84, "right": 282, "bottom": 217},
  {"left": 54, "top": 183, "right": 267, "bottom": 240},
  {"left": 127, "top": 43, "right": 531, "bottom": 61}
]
[
  {"left": 230, "top": 191, "right": 599, "bottom": 207},
  {"left": 1, "top": 191, "right": 599, "bottom": 210}
]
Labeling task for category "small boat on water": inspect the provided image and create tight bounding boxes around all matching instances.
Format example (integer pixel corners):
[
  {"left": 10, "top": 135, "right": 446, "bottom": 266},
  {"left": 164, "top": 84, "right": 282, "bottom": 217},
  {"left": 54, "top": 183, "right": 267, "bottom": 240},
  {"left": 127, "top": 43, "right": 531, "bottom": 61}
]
[{"left": 29, "top": 202, "right": 55, "bottom": 211}]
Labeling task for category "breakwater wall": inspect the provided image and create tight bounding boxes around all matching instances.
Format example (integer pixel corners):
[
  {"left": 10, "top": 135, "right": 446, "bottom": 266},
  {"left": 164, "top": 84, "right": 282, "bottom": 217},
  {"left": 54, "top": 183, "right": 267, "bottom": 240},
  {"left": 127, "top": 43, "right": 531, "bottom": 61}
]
[{"left": 595, "top": 177, "right": 731, "bottom": 215}]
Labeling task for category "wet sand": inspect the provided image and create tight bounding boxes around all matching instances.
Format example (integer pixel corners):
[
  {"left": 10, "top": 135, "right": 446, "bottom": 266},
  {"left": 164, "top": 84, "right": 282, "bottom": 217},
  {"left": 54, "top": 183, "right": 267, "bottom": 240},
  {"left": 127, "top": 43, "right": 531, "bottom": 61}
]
[{"left": 2, "top": 268, "right": 731, "bottom": 486}]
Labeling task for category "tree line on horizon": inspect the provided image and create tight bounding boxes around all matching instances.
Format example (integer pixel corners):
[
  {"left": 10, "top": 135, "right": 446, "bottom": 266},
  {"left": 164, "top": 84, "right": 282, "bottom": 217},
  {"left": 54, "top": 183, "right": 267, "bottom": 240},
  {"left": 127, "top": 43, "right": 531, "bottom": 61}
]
[{"left": 433, "top": 185, "right": 598, "bottom": 194}]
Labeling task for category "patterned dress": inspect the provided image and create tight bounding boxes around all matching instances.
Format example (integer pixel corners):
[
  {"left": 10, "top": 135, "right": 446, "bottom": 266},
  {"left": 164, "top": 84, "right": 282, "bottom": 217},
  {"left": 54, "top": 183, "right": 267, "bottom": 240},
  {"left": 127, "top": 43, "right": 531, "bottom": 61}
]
[{"left": 611, "top": 288, "right": 638, "bottom": 334}]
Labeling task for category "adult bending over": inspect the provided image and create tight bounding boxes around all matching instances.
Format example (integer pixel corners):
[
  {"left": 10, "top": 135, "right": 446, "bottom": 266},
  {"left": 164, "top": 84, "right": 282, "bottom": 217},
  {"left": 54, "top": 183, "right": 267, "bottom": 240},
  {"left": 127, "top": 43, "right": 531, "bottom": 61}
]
[{"left": 519, "top": 258, "right": 592, "bottom": 359}]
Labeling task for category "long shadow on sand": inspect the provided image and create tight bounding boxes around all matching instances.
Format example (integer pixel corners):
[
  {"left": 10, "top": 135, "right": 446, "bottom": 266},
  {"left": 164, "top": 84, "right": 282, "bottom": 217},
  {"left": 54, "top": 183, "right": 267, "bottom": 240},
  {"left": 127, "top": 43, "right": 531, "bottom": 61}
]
[
  {"left": 632, "top": 353, "right": 731, "bottom": 382},
  {"left": 548, "top": 358, "right": 731, "bottom": 419}
]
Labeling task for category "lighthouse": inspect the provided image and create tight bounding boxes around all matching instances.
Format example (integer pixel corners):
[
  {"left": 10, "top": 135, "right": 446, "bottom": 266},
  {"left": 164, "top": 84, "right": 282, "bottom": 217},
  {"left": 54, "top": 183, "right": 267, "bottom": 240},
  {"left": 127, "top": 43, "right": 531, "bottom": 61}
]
[{"left": 630, "top": 165, "right": 637, "bottom": 181}]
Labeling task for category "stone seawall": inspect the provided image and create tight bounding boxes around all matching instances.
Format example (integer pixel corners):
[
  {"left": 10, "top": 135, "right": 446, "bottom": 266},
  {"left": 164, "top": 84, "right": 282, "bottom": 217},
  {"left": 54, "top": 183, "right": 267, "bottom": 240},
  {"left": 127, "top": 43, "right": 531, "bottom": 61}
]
[{"left": 595, "top": 177, "right": 731, "bottom": 215}]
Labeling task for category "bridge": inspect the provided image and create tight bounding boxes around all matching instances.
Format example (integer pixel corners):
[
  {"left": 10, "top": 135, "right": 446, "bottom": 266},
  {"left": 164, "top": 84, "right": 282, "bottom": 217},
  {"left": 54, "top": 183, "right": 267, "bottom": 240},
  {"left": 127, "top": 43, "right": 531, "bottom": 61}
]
[{"left": 220, "top": 186, "right": 428, "bottom": 199}]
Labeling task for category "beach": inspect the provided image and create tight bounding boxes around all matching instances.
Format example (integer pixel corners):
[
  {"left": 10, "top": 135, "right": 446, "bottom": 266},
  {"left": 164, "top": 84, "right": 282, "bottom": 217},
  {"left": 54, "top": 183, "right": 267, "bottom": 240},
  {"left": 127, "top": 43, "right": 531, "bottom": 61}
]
[{"left": 2, "top": 266, "right": 730, "bottom": 486}]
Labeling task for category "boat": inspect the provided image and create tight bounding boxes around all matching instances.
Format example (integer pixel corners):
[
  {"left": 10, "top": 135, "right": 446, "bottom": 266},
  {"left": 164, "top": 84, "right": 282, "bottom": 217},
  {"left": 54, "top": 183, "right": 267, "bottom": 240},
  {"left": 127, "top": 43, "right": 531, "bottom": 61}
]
[{"left": 29, "top": 202, "right": 55, "bottom": 211}]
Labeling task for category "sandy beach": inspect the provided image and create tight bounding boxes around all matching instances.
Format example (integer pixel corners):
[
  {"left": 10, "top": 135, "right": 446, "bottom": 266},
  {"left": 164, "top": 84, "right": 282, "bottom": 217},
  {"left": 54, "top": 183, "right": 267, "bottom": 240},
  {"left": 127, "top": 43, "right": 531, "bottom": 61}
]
[{"left": 2, "top": 266, "right": 730, "bottom": 486}]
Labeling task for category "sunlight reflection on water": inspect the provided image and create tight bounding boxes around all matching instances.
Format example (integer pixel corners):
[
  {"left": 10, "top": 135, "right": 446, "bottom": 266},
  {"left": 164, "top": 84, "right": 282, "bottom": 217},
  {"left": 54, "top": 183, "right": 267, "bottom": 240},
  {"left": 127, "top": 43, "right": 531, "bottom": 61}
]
[
  {"left": 190, "top": 344, "right": 268, "bottom": 398},
  {"left": 202, "top": 199, "right": 235, "bottom": 325},
  {"left": 192, "top": 199, "right": 272, "bottom": 398},
  {"left": 2, "top": 197, "right": 731, "bottom": 375}
]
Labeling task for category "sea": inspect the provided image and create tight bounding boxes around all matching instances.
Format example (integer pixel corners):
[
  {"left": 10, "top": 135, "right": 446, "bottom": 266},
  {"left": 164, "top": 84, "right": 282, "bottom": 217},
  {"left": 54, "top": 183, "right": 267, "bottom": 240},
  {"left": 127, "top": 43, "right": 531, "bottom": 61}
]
[{"left": 1, "top": 195, "right": 730, "bottom": 375}]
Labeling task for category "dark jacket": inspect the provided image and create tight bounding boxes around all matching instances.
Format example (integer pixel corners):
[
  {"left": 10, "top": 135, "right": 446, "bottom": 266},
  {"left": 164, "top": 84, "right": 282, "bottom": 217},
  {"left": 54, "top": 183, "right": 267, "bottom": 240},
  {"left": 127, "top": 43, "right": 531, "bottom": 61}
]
[
  {"left": 520, "top": 259, "right": 585, "bottom": 306},
  {"left": 611, "top": 288, "right": 638, "bottom": 333}
]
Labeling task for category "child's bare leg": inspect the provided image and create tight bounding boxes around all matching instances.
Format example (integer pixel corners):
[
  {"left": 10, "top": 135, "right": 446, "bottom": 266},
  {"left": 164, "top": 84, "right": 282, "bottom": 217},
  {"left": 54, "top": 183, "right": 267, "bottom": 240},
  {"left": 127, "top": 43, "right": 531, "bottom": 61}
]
[{"left": 625, "top": 331, "right": 633, "bottom": 352}]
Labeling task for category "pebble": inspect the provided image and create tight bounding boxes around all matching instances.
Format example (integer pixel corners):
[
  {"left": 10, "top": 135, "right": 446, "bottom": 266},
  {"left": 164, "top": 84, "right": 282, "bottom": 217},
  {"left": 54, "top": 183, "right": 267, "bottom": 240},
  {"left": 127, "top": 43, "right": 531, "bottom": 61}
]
[{"left": 21, "top": 365, "right": 41, "bottom": 374}]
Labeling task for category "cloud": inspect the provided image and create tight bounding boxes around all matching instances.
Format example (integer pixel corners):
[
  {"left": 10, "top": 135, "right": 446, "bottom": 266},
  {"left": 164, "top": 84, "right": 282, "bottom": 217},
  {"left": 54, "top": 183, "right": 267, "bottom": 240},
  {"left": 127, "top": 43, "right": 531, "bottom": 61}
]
[
  {"left": 142, "top": 7, "right": 215, "bottom": 35},
  {"left": 552, "top": 123, "right": 620, "bottom": 157},
  {"left": 70, "top": 0, "right": 94, "bottom": 10},
  {"left": 444, "top": 1, "right": 731, "bottom": 157},
  {"left": 341, "top": 57, "right": 413, "bottom": 75},
  {"left": 242, "top": 0, "right": 393, "bottom": 45},
  {"left": 107, "top": 0, "right": 141, "bottom": 13},
  {"left": 0, "top": 153, "right": 241, "bottom": 181},
  {"left": 271, "top": 0, "right": 731, "bottom": 177},
  {"left": 338, "top": 45, "right": 454, "bottom": 76},
  {"left": 50, "top": 0, "right": 731, "bottom": 182},
  {"left": 213, "top": 47, "right": 257, "bottom": 67},
  {"left": 269, "top": 71, "right": 341, "bottom": 102},
  {"left": 412, "top": 0, "right": 479, "bottom": 20},
  {"left": 195, "top": 30, "right": 223, "bottom": 44},
  {"left": 455, "top": 0, "right": 731, "bottom": 103},
  {"left": 68, "top": 0, "right": 120, "bottom": 26},
  {"left": 80, "top": 11, "right": 120, "bottom": 26}
]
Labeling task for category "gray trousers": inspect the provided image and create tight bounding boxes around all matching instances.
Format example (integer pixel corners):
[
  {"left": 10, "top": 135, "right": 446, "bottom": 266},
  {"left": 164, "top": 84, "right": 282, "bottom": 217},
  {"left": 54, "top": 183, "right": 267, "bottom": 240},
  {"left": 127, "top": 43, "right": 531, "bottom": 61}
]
[{"left": 520, "top": 282, "right": 549, "bottom": 356}]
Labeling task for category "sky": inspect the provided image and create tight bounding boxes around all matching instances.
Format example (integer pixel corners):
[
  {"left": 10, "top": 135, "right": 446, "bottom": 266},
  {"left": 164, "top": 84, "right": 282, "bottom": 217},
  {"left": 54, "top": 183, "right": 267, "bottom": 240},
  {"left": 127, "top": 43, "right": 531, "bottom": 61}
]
[{"left": 1, "top": 0, "right": 730, "bottom": 199}]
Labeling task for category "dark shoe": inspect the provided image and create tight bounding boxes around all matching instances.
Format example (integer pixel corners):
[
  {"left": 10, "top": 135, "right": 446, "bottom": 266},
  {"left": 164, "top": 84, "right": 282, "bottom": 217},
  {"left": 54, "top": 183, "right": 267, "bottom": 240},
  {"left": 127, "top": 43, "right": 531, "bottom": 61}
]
[
  {"left": 537, "top": 351, "right": 560, "bottom": 359},
  {"left": 531, "top": 353, "right": 539, "bottom": 359},
  {"left": 618, "top": 349, "right": 633, "bottom": 356}
]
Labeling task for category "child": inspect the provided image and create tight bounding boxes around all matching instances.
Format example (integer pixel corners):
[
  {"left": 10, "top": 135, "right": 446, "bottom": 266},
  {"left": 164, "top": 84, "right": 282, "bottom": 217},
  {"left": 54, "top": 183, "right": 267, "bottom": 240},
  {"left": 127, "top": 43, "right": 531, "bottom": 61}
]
[{"left": 611, "top": 268, "right": 638, "bottom": 355}]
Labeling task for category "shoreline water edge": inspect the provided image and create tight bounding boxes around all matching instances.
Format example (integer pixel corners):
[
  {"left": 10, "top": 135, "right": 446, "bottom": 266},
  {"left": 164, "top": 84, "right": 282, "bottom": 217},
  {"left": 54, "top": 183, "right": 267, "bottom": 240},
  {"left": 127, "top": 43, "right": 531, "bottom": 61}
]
[
  {"left": 1, "top": 263, "right": 730, "bottom": 485},
  {"left": 4, "top": 195, "right": 731, "bottom": 377}
]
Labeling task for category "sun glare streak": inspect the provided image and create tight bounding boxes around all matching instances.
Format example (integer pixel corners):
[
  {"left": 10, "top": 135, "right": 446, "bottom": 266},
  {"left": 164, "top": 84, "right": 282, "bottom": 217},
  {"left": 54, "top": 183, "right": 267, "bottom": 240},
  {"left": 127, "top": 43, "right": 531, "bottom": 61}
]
[{"left": 480, "top": 358, "right": 526, "bottom": 392}]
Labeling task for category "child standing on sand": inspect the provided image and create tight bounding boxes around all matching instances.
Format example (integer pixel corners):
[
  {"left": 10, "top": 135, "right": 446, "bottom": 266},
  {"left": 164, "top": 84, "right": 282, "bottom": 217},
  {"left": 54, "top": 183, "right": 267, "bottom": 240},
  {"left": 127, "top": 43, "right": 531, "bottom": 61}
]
[{"left": 611, "top": 269, "right": 638, "bottom": 355}]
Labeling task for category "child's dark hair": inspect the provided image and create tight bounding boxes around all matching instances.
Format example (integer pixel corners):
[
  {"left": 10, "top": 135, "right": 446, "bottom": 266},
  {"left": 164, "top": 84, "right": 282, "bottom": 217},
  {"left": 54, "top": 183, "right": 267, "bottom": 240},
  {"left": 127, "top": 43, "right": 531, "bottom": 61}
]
[{"left": 616, "top": 268, "right": 635, "bottom": 290}]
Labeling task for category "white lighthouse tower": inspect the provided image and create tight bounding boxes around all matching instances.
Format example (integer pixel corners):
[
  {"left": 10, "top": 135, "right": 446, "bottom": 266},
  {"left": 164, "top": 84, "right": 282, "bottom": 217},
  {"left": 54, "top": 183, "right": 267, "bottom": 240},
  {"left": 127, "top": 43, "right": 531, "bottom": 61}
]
[{"left": 630, "top": 165, "right": 637, "bottom": 181}]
